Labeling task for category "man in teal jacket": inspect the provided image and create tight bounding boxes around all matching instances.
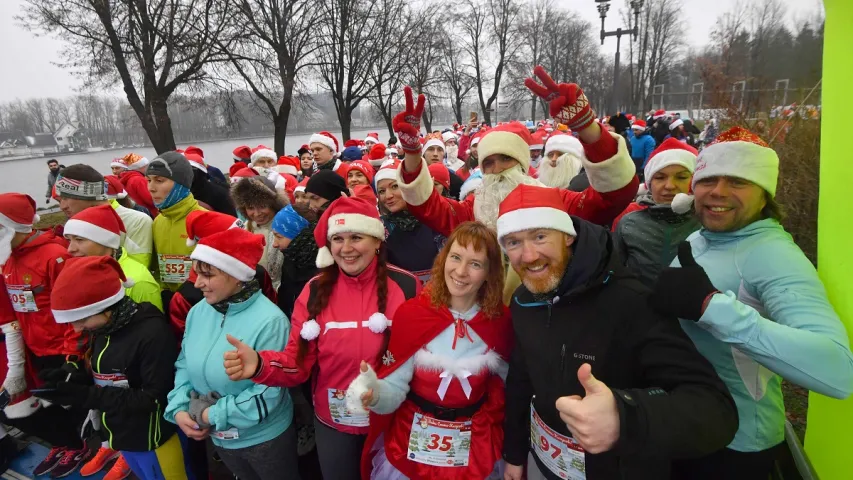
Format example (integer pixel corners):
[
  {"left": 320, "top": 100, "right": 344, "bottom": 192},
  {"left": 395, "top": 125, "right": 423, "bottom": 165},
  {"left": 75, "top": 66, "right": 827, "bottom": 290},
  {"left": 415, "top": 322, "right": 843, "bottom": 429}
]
[{"left": 650, "top": 126, "right": 853, "bottom": 480}]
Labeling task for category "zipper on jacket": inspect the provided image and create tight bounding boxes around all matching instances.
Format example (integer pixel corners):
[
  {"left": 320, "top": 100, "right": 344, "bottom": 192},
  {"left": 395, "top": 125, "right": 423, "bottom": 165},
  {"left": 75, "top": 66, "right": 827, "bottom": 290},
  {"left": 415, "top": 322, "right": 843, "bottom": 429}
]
[
  {"left": 545, "top": 300, "right": 553, "bottom": 328},
  {"left": 560, "top": 344, "right": 567, "bottom": 376}
]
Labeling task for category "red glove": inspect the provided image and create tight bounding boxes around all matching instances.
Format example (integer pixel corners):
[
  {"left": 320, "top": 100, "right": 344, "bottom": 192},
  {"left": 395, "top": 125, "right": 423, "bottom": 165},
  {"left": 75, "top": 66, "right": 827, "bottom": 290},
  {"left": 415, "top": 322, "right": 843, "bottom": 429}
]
[
  {"left": 525, "top": 66, "right": 596, "bottom": 132},
  {"left": 392, "top": 86, "right": 425, "bottom": 154}
]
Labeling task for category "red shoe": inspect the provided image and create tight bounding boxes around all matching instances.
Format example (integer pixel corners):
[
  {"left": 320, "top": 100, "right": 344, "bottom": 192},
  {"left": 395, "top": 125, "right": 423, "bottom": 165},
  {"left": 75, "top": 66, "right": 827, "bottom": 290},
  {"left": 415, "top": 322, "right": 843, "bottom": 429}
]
[
  {"left": 102, "top": 455, "right": 131, "bottom": 480},
  {"left": 49, "top": 447, "right": 93, "bottom": 478},
  {"left": 79, "top": 447, "right": 119, "bottom": 476},
  {"left": 32, "top": 447, "right": 66, "bottom": 476}
]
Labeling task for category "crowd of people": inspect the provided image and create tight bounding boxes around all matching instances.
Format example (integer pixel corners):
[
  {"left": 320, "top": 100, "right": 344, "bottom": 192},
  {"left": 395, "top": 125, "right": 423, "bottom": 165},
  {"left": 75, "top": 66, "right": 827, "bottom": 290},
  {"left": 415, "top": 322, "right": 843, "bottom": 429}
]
[{"left": 0, "top": 65, "right": 851, "bottom": 480}]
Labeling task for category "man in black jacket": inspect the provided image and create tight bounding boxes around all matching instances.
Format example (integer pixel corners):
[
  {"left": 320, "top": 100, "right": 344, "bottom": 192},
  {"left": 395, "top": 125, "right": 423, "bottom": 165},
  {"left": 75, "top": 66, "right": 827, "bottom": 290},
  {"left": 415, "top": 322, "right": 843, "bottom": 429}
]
[{"left": 496, "top": 184, "right": 738, "bottom": 480}]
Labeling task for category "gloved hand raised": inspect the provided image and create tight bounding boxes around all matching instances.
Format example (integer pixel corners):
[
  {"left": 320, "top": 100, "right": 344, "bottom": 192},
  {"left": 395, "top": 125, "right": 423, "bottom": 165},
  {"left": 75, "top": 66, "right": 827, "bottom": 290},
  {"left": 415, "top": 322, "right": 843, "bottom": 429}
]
[
  {"left": 525, "top": 66, "right": 596, "bottom": 132},
  {"left": 392, "top": 86, "right": 426, "bottom": 156},
  {"left": 649, "top": 242, "right": 719, "bottom": 321}
]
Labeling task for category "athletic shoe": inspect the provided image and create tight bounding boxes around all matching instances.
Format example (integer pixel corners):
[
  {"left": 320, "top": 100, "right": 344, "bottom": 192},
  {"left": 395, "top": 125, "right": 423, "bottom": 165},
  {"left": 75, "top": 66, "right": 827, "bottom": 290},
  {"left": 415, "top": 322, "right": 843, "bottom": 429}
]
[
  {"left": 79, "top": 447, "right": 119, "bottom": 476},
  {"left": 32, "top": 447, "right": 66, "bottom": 476},
  {"left": 102, "top": 455, "right": 131, "bottom": 480},
  {"left": 296, "top": 424, "right": 315, "bottom": 457},
  {"left": 50, "top": 447, "right": 93, "bottom": 478}
]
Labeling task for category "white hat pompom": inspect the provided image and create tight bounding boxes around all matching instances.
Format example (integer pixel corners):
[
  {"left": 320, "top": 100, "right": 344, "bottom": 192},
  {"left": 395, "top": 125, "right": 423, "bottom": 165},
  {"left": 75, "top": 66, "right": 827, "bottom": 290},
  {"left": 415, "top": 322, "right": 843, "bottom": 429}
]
[
  {"left": 300, "top": 319, "right": 321, "bottom": 341},
  {"left": 671, "top": 193, "right": 694, "bottom": 215},
  {"left": 33, "top": 213, "right": 40, "bottom": 224},
  {"left": 122, "top": 278, "right": 135, "bottom": 288},
  {"left": 186, "top": 237, "right": 198, "bottom": 247},
  {"left": 315, "top": 246, "right": 335, "bottom": 268},
  {"left": 367, "top": 312, "right": 390, "bottom": 334},
  {"left": 636, "top": 184, "right": 648, "bottom": 197}
]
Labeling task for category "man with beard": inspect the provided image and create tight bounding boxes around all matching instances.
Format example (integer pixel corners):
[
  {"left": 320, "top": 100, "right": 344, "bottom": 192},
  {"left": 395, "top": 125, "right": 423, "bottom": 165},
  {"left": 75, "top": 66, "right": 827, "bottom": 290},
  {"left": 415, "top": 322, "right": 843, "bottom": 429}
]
[
  {"left": 45, "top": 159, "right": 61, "bottom": 204},
  {"left": 441, "top": 131, "right": 465, "bottom": 171},
  {"left": 537, "top": 132, "right": 585, "bottom": 189},
  {"left": 498, "top": 184, "right": 738, "bottom": 480},
  {"left": 393, "top": 67, "right": 638, "bottom": 300}
]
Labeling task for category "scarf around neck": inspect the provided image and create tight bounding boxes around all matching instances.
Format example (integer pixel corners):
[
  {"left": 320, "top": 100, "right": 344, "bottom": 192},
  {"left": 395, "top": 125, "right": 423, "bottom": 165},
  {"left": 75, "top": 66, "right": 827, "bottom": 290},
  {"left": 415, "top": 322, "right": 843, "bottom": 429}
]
[
  {"left": 211, "top": 278, "right": 260, "bottom": 314},
  {"left": 283, "top": 221, "right": 320, "bottom": 271},
  {"left": 155, "top": 182, "right": 191, "bottom": 210},
  {"left": 90, "top": 296, "right": 138, "bottom": 336},
  {"left": 384, "top": 210, "right": 420, "bottom": 233}
]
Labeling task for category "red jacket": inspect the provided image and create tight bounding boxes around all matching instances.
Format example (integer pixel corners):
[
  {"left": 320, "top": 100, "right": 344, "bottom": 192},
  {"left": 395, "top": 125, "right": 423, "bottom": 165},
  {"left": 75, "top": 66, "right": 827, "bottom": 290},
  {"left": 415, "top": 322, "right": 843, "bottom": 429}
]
[
  {"left": 398, "top": 128, "right": 640, "bottom": 236},
  {"left": 120, "top": 170, "right": 159, "bottom": 217},
  {"left": 2, "top": 230, "right": 84, "bottom": 357},
  {"left": 253, "top": 259, "right": 421, "bottom": 435}
]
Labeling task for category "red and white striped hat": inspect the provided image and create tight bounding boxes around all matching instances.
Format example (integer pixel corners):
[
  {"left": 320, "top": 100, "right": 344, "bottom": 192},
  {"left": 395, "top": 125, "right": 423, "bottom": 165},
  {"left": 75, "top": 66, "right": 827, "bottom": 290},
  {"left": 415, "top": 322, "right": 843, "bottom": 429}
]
[
  {"left": 51, "top": 256, "right": 134, "bottom": 324},
  {"left": 64, "top": 204, "right": 126, "bottom": 249}
]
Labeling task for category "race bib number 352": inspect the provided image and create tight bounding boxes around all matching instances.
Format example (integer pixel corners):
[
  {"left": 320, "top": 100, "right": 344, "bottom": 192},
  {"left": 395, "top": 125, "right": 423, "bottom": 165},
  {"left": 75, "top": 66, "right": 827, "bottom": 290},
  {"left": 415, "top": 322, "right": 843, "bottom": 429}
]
[{"left": 158, "top": 255, "right": 191, "bottom": 284}]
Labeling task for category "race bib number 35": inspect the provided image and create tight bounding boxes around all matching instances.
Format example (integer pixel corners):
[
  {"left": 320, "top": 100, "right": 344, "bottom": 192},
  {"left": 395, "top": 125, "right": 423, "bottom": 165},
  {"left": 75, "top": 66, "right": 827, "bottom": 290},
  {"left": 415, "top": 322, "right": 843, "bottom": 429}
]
[
  {"left": 6, "top": 285, "right": 38, "bottom": 313},
  {"left": 407, "top": 412, "right": 471, "bottom": 467},
  {"left": 158, "top": 255, "right": 191, "bottom": 284},
  {"left": 530, "top": 403, "right": 586, "bottom": 479}
]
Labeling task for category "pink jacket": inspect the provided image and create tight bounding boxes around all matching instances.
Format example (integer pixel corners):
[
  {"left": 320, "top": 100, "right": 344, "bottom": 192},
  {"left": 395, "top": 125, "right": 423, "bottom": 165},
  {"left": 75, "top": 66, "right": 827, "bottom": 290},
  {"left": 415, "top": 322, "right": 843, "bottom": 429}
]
[{"left": 254, "top": 258, "right": 421, "bottom": 435}]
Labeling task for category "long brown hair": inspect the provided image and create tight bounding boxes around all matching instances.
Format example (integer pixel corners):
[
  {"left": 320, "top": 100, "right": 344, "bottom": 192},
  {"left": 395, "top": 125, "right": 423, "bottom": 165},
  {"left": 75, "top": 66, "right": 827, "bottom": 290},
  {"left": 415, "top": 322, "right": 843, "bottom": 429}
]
[
  {"left": 428, "top": 221, "right": 504, "bottom": 318},
  {"left": 296, "top": 244, "right": 390, "bottom": 366}
]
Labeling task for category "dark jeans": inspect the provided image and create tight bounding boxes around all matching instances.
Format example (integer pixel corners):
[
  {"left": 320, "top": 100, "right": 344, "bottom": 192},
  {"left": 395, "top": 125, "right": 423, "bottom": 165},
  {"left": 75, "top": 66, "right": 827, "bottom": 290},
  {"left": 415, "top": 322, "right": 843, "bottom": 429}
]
[
  {"left": 214, "top": 424, "right": 300, "bottom": 480},
  {"left": 313, "top": 417, "right": 366, "bottom": 480},
  {"left": 671, "top": 442, "right": 786, "bottom": 480}
]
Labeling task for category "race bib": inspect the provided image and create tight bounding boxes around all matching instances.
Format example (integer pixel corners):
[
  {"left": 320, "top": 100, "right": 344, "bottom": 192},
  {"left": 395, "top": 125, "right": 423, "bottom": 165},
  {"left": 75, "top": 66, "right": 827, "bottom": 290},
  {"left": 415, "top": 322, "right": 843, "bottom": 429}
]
[
  {"left": 158, "top": 255, "right": 191, "bottom": 284},
  {"left": 407, "top": 413, "right": 471, "bottom": 467},
  {"left": 213, "top": 428, "right": 240, "bottom": 441},
  {"left": 93, "top": 372, "right": 129, "bottom": 389},
  {"left": 6, "top": 285, "right": 38, "bottom": 313},
  {"left": 530, "top": 403, "right": 586, "bottom": 479},
  {"left": 328, "top": 388, "right": 369, "bottom": 427}
]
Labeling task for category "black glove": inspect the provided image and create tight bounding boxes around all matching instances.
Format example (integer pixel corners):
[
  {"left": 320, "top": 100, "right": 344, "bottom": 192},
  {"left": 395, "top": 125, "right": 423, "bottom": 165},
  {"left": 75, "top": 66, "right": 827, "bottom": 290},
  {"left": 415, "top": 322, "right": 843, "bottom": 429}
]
[
  {"left": 649, "top": 242, "right": 719, "bottom": 321},
  {"left": 33, "top": 381, "right": 92, "bottom": 407},
  {"left": 38, "top": 360, "right": 92, "bottom": 386}
]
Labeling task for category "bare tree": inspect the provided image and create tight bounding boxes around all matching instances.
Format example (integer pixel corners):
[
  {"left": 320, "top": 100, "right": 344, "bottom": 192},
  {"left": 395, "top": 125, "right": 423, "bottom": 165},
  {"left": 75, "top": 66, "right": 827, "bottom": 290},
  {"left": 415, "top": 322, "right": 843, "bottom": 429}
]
[
  {"left": 20, "top": 0, "right": 234, "bottom": 153},
  {"left": 519, "top": 0, "right": 551, "bottom": 120},
  {"left": 436, "top": 29, "right": 475, "bottom": 125},
  {"left": 408, "top": 12, "right": 443, "bottom": 131}
]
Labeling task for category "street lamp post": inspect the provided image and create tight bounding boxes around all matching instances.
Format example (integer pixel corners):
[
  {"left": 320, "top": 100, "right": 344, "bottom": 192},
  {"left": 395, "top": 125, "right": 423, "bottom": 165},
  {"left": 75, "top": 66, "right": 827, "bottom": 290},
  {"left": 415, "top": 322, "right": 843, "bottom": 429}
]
[{"left": 595, "top": 0, "right": 643, "bottom": 115}]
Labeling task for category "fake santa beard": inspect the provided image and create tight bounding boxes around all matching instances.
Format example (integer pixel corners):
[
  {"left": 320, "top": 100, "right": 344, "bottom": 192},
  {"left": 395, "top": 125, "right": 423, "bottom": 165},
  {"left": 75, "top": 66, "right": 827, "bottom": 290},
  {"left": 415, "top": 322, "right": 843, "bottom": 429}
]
[
  {"left": 538, "top": 153, "right": 584, "bottom": 189},
  {"left": 446, "top": 145, "right": 459, "bottom": 160},
  {"left": 473, "top": 165, "right": 543, "bottom": 230},
  {"left": 0, "top": 227, "right": 14, "bottom": 266}
]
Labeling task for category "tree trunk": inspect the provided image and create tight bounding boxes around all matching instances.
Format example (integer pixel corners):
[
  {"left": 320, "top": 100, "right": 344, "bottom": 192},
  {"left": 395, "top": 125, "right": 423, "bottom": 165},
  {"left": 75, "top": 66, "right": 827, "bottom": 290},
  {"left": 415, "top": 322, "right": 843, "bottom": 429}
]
[
  {"left": 383, "top": 112, "right": 393, "bottom": 140},
  {"left": 423, "top": 99, "right": 433, "bottom": 132},
  {"left": 339, "top": 106, "right": 352, "bottom": 141},
  {"left": 274, "top": 90, "right": 294, "bottom": 156},
  {"left": 149, "top": 94, "right": 176, "bottom": 153},
  {"left": 530, "top": 95, "right": 537, "bottom": 121}
]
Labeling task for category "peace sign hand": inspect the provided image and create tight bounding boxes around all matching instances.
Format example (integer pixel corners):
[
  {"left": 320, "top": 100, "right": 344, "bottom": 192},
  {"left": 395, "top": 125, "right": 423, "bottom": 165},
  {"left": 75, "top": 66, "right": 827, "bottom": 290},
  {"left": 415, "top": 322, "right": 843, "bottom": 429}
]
[
  {"left": 393, "top": 86, "right": 426, "bottom": 155},
  {"left": 525, "top": 66, "right": 596, "bottom": 132}
]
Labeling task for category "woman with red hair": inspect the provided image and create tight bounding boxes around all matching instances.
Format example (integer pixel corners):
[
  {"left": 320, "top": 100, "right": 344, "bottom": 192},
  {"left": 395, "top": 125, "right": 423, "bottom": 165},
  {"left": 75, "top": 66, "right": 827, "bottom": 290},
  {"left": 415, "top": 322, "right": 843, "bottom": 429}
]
[{"left": 350, "top": 221, "right": 512, "bottom": 480}]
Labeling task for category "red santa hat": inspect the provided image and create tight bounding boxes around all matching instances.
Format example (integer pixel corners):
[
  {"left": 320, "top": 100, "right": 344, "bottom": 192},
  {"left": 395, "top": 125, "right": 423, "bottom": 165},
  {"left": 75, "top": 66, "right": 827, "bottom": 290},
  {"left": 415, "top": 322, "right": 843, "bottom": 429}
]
[
  {"left": 496, "top": 184, "right": 576, "bottom": 243},
  {"left": 275, "top": 156, "right": 300, "bottom": 176},
  {"left": 233, "top": 145, "right": 252, "bottom": 162},
  {"left": 185, "top": 210, "right": 244, "bottom": 247},
  {"left": 0, "top": 193, "right": 39, "bottom": 235},
  {"left": 351, "top": 184, "right": 377, "bottom": 204},
  {"left": 373, "top": 159, "right": 400, "bottom": 187},
  {"left": 309, "top": 131, "right": 340, "bottom": 153},
  {"left": 529, "top": 130, "right": 546, "bottom": 151},
  {"left": 251, "top": 145, "right": 278, "bottom": 165},
  {"left": 185, "top": 145, "right": 205, "bottom": 159},
  {"left": 314, "top": 197, "right": 385, "bottom": 268},
  {"left": 422, "top": 133, "right": 445, "bottom": 153},
  {"left": 110, "top": 157, "right": 128, "bottom": 170},
  {"left": 427, "top": 163, "right": 450, "bottom": 190},
  {"left": 693, "top": 126, "right": 778, "bottom": 196},
  {"left": 184, "top": 153, "right": 208, "bottom": 173},
  {"left": 295, "top": 177, "right": 309, "bottom": 193},
  {"left": 122, "top": 153, "right": 150, "bottom": 171},
  {"left": 543, "top": 132, "right": 584, "bottom": 159},
  {"left": 477, "top": 122, "right": 535, "bottom": 173},
  {"left": 386, "top": 146, "right": 399, "bottom": 156},
  {"left": 64, "top": 204, "right": 127, "bottom": 249},
  {"left": 348, "top": 160, "right": 375, "bottom": 185},
  {"left": 190, "top": 228, "right": 265, "bottom": 282},
  {"left": 229, "top": 167, "right": 259, "bottom": 184},
  {"left": 643, "top": 138, "right": 697, "bottom": 190},
  {"left": 669, "top": 118, "right": 684, "bottom": 131},
  {"left": 51, "top": 256, "right": 134, "bottom": 324},
  {"left": 364, "top": 132, "right": 380, "bottom": 145},
  {"left": 368, "top": 144, "right": 387, "bottom": 162},
  {"left": 104, "top": 175, "right": 128, "bottom": 200},
  {"left": 653, "top": 109, "right": 667, "bottom": 119},
  {"left": 631, "top": 119, "right": 647, "bottom": 130}
]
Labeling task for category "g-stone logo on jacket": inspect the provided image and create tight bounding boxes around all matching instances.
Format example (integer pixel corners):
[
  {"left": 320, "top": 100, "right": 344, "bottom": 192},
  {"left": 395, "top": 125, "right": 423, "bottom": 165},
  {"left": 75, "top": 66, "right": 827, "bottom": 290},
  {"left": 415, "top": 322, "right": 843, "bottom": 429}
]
[{"left": 573, "top": 352, "right": 596, "bottom": 362}]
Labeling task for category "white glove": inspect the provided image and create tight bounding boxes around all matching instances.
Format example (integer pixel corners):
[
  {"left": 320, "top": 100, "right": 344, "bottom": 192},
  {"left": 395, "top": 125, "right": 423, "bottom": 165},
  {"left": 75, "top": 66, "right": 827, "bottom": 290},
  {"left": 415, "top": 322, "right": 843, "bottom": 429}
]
[
  {"left": 2, "top": 322, "right": 27, "bottom": 396},
  {"left": 346, "top": 362, "right": 380, "bottom": 413}
]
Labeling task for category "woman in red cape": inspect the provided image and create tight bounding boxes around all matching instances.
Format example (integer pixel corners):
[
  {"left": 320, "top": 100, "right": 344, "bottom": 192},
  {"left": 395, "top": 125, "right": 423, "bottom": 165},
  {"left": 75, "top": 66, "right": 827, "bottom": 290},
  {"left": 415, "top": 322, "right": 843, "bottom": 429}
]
[{"left": 348, "top": 221, "right": 513, "bottom": 479}]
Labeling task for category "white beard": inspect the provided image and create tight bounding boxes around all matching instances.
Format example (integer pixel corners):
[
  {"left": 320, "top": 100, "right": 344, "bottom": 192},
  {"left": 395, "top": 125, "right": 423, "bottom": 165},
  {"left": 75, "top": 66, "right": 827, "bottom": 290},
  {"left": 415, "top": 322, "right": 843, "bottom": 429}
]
[
  {"left": 538, "top": 153, "right": 583, "bottom": 189},
  {"left": 473, "top": 166, "right": 544, "bottom": 230},
  {"left": 0, "top": 227, "right": 14, "bottom": 266}
]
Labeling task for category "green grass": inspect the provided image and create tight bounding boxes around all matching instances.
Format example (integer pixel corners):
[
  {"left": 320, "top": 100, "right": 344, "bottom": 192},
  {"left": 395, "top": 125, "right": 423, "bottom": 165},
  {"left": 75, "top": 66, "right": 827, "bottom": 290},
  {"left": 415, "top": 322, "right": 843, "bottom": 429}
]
[{"left": 34, "top": 211, "right": 68, "bottom": 230}]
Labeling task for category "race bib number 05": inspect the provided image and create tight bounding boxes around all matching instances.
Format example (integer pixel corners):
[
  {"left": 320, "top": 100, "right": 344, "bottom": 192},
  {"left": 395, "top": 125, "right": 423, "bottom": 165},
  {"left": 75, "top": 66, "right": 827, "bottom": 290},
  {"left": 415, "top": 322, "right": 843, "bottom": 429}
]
[
  {"left": 6, "top": 285, "right": 38, "bottom": 313},
  {"left": 530, "top": 403, "right": 586, "bottom": 479},
  {"left": 158, "top": 255, "right": 191, "bottom": 284},
  {"left": 407, "top": 412, "right": 471, "bottom": 467}
]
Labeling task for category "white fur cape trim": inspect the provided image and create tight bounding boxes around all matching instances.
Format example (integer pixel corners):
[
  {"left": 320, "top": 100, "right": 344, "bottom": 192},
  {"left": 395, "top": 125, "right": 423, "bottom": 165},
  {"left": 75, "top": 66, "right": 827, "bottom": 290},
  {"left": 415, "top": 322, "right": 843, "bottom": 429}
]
[
  {"left": 582, "top": 132, "right": 637, "bottom": 193},
  {"left": 395, "top": 158, "right": 434, "bottom": 207},
  {"left": 414, "top": 349, "right": 503, "bottom": 376}
]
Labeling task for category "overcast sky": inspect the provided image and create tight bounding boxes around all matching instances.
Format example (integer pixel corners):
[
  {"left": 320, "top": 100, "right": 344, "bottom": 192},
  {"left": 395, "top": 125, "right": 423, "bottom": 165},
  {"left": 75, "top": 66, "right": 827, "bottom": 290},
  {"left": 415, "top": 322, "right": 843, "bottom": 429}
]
[{"left": 0, "top": 0, "right": 824, "bottom": 103}]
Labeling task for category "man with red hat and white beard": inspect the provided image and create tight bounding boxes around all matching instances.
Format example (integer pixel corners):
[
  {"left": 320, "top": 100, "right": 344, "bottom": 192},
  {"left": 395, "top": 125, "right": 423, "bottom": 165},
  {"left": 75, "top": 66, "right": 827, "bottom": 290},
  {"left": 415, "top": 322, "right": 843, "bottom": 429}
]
[
  {"left": 0, "top": 193, "right": 93, "bottom": 476},
  {"left": 393, "top": 67, "right": 638, "bottom": 301},
  {"left": 537, "top": 132, "right": 585, "bottom": 189},
  {"left": 496, "top": 184, "right": 738, "bottom": 480}
]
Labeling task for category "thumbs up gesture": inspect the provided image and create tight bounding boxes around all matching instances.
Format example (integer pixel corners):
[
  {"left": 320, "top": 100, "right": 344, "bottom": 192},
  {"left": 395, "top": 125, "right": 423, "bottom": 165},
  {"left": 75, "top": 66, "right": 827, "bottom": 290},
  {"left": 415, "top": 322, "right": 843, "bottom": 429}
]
[
  {"left": 223, "top": 334, "right": 260, "bottom": 381},
  {"left": 555, "top": 364, "right": 619, "bottom": 454},
  {"left": 649, "top": 241, "right": 719, "bottom": 321}
]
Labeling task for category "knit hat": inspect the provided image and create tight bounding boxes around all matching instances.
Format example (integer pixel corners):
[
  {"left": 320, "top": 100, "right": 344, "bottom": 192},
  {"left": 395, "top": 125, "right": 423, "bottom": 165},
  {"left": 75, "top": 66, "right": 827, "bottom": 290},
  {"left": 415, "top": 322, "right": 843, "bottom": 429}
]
[
  {"left": 365, "top": 132, "right": 380, "bottom": 145},
  {"left": 185, "top": 210, "right": 244, "bottom": 247},
  {"left": 693, "top": 126, "right": 779, "bottom": 196},
  {"left": 110, "top": 157, "right": 128, "bottom": 170},
  {"left": 374, "top": 160, "right": 399, "bottom": 187},
  {"left": 477, "top": 122, "right": 534, "bottom": 173},
  {"left": 233, "top": 145, "right": 252, "bottom": 162},
  {"left": 543, "top": 132, "right": 584, "bottom": 159},
  {"left": 51, "top": 256, "right": 133, "bottom": 324},
  {"left": 272, "top": 205, "right": 309, "bottom": 240},
  {"left": 643, "top": 138, "right": 697, "bottom": 189},
  {"left": 146, "top": 151, "right": 194, "bottom": 189},
  {"left": 669, "top": 118, "right": 684, "bottom": 131},
  {"left": 251, "top": 145, "right": 278, "bottom": 165},
  {"left": 428, "top": 163, "right": 450, "bottom": 190},
  {"left": 122, "top": 153, "right": 150, "bottom": 171},
  {"left": 422, "top": 133, "right": 445, "bottom": 153},
  {"left": 104, "top": 176, "right": 128, "bottom": 200},
  {"left": 496, "top": 184, "right": 576, "bottom": 242},
  {"left": 529, "top": 130, "right": 546, "bottom": 150},
  {"left": 185, "top": 153, "right": 208, "bottom": 173},
  {"left": 64, "top": 204, "right": 126, "bottom": 249},
  {"left": 348, "top": 160, "right": 375, "bottom": 185},
  {"left": 54, "top": 172, "right": 107, "bottom": 201},
  {"left": 309, "top": 131, "right": 339, "bottom": 153},
  {"left": 341, "top": 146, "right": 364, "bottom": 162},
  {"left": 305, "top": 170, "right": 349, "bottom": 203},
  {"left": 295, "top": 177, "right": 309, "bottom": 193},
  {"left": 190, "top": 228, "right": 265, "bottom": 282},
  {"left": 631, "top": 119, "right": 647, "bottom": 130},
  {"left": 275, "top": 156, "right": 300, "bottom": 176},
  {"left": 314, "top": 197, "right": 385, "bottom": 268}
]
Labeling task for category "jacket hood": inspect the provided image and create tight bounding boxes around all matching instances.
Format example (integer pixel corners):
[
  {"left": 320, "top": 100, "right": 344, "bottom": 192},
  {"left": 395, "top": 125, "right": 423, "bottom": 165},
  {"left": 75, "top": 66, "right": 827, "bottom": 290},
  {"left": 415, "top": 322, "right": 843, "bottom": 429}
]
[
  {"left": 13, "top": 229, "right": 67, "bottom": 255},
  {"left": 230, "top": 177, "right": 286, "bottom": 216},
  {"left": 699, "top": 218, "right": 785, "bottom": 243}
]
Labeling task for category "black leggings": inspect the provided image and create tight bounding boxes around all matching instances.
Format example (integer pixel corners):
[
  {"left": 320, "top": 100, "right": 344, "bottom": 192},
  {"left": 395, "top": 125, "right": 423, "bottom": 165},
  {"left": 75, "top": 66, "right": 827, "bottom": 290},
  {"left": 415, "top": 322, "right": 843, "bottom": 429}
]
[{"left": 313, "top": 417, "right": 366, "bottom": 480}]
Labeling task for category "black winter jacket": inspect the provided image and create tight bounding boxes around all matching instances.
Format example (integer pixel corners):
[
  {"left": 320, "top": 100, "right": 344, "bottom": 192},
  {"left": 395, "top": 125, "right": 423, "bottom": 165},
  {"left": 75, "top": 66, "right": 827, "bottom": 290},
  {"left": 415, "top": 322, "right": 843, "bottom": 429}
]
[
  {"left": 86, "top": 303, "right": 179, "bottom": 452},
  {"left": 503, "top": 217, "right": 738, "bottom": 479},
  {"left": 191, "top": 170, "right": 237, "bottom": 216}
]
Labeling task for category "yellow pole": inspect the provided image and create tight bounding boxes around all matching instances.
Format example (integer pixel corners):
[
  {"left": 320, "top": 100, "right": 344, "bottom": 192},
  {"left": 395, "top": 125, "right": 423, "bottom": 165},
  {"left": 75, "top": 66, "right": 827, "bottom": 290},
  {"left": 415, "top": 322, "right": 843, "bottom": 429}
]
[{"left": 805, "top": 1, "right": 853, "bottom": 477}]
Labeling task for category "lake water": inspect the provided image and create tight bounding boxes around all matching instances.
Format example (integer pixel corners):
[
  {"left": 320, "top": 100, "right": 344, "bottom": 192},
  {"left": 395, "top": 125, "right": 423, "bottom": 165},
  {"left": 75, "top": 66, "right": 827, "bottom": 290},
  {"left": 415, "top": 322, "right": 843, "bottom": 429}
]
[{"left": 0, "top": 128, "right": 391, "bottom": 204}]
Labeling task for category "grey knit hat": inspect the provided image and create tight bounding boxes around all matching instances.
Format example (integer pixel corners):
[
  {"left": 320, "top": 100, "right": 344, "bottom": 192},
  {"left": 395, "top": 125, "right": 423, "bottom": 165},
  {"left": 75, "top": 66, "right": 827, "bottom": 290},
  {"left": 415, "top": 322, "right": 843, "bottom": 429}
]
[{"left": 146, "top": 151, "right": 194, "bottom": 189}]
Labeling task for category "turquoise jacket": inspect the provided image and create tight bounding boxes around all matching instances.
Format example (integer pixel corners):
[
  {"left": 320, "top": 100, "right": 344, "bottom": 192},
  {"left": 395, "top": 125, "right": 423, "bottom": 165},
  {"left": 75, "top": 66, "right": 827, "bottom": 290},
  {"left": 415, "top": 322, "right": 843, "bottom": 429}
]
[
  {"left": 677, "top": 219, "right": 853, "bottom": 452},
  {"left": 164, "top": 291, "right": 292, "bottom": 449}
]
